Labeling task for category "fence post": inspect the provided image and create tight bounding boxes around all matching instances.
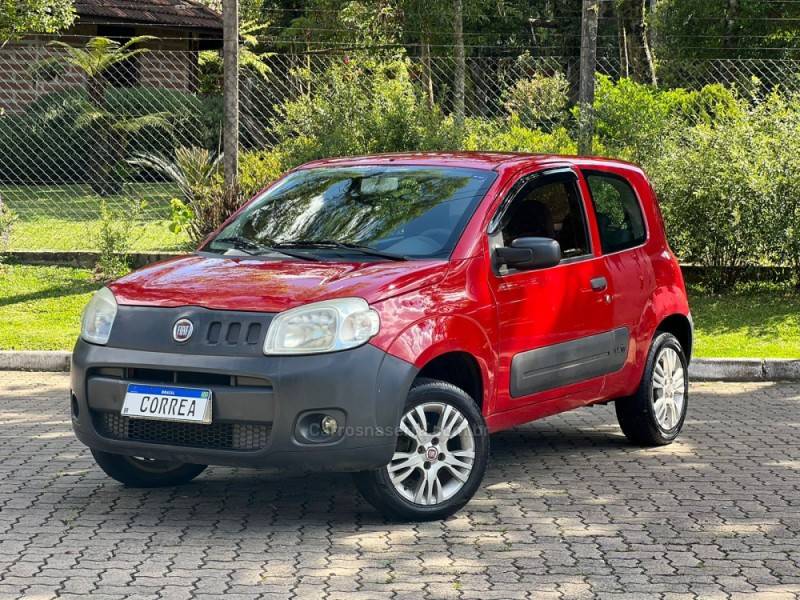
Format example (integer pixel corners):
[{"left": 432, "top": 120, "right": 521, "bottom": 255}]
[
  {"left": 453, "top": 0, "right": 465, "bottom": 128},
  {"left": 578, "top": 0, "right": 599, "bottom": 155},
  {"left": 223, "top": 0, "right": 239, "bottom": 188}
]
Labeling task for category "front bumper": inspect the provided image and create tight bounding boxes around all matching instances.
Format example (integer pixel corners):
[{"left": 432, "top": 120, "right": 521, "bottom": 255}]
[{"left": 71, "top": 339, "right": 416, "bottom": 472}]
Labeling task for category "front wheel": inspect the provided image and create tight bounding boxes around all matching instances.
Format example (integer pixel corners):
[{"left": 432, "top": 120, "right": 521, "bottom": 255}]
[
  {"left": 615, "top": 332, "right": 689, "bottom": 446},
  {"left": 354, "top": 378, "right": 489, "bottom": 521},
  {"left": 91, "top": 449, "right": 207, "bottom": 487}
]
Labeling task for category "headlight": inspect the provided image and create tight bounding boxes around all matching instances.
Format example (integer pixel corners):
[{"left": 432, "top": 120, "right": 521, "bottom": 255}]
[
  {"left": 264, "top": 297, "right": 380, "bottom": 355},
  {"left": 80, "top": 287, "right": 117, "bottom": 345}
]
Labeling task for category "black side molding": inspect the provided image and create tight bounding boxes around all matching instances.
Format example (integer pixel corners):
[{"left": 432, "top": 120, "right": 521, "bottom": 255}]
[{"left": 510, "top": 327, "right": 630, "bottom": 398}]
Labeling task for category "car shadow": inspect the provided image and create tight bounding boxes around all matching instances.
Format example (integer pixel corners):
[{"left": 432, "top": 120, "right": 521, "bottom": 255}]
[
  {"left": 43, "top": 382, "right": 800, "bottom": 527},
  {"left": 57, "top": 414, "right": 635, "bottom": 527},
  {"left": 0, "top": 278, "right": 99, "bottom": 308}
]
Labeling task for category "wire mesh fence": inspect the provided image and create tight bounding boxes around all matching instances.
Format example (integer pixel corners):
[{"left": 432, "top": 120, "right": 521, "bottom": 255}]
[
  {"left": 1, "top": 41, "right": 799, "bottom": 253},
  {"left": 0, "top": 45, "right": 212, "bottom": 252}
]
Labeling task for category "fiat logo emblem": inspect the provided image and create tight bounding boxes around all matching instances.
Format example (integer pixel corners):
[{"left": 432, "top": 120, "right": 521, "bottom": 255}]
[
  {"left": 426, "top": 447, "right": 439, "bottom": 461},
  {"left": 172, "top": 318, "right": 194, "bottom": 343}
]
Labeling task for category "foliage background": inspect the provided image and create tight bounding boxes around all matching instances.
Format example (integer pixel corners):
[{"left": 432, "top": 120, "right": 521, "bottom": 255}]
[{"left": 4, "top": 0, "right": 800, "bottom": 291}]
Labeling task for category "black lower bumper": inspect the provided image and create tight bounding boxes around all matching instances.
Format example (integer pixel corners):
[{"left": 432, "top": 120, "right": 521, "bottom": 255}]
[{"left": 70, "top": 339, "right": 416, "bottom": 472}]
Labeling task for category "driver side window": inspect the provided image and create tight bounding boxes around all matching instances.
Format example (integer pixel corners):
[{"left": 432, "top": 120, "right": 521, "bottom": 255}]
[{"left": 500, "top": 176, "right": 592, "bottom": 260}]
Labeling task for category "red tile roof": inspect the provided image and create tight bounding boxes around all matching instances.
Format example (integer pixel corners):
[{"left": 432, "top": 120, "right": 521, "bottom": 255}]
[{"left": 75, "top": 0, "right": 222, "bottom": 32}]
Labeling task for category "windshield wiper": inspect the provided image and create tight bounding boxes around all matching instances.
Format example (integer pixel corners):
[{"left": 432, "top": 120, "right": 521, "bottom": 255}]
[
  {"left": 212, "top": 236, "right": 320, "bottom": 262},
  {"left": 276, "top": 239, "right": 407, "bottom": 261}
]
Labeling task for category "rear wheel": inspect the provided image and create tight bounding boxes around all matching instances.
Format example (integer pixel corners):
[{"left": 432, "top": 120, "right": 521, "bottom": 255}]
[
  {"left": 91, "top": 449, "right": 207, "bottom": 487},
  {"left": 354, "top": 378, "right": 489, "bottom": 521},
  {"left": 615, "top": 332, "right": 689, "bottom": 446}
]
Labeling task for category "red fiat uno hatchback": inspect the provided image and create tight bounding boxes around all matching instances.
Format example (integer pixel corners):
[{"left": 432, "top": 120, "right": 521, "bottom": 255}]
[{"left": 71, "top": 153, "right": 692, "bottom": 521}]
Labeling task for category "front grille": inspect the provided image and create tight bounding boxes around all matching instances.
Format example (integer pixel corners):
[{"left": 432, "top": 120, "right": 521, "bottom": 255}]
[
  {"left": 206, "top": 320, "right": 263, "bottom": 346},
  {"left": 94, "top": 412, "right": 271, "bottom": 451},
  {"left": 107, "top": 306, "right": 274, "bottom": 356},
  {"left": 90, "top": 368, "right": 272, "bottom": 389}
]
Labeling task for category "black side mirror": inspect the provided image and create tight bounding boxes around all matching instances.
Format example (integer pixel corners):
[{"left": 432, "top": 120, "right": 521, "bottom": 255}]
[{"left": 495, "top": 237, "right": 562, "bottom": 270}]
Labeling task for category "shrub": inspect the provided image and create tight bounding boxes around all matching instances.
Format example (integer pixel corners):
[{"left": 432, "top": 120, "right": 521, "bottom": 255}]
[
  {"left": 272, "top": 57, "right": 458, "bottom": 166},
  {"left": 0, "top": 91, "right": 93, "bottom": 184},
  {"left": 755, "top": 93, "right": 800, "bottom": 288},
  {"left": 94, "top": 199, "right": 146, "bottom": 281},
  {"left": 502, "top": 72, "right": 570, "bottom": 131},
  {"left": 648, "top": 105, "right": 770, "bottom": 291},
  {"left": 239, "top": 149, "right": 285, "bottom": 200},
  {"left": 105, "top": 87, "right": 216, "bottom": 157},
  {"left": 0, "top": 88, "right": 220, "bottom": 185},
  {"left": 462, "top": 116, "right": 577, "bottom": 154},
  {"left": 0, "top": 197, "right": 16, "bottom": 261},
  {"left": 590, "top": 75, "right": 741, "bottom": 165},
  {"left": 133, "top": 147, "right": 243, "bottom": 246}
]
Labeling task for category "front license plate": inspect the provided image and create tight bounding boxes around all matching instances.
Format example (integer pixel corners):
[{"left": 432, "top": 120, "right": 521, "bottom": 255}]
[{"left": 122, "top": 384, "right": 212, "bottom": 424}]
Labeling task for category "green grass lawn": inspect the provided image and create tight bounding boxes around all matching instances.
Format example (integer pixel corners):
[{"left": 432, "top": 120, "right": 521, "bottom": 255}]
[
  {"left": 1, "top": 265, "right": 799, "bottom": 356},
  {"left": 0, "top": 265, "right": 100, "bottom": 350},
  {"left": 689, "top": 286, "right": 800, "bottom": 359},
  {"left": 2, "top": 183, "right": 190, "bottom": 252}
]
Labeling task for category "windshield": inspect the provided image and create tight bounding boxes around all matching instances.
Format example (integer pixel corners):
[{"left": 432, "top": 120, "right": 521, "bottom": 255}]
[{"left": 204, "top": 165, "right": 497, "bottom": 260}]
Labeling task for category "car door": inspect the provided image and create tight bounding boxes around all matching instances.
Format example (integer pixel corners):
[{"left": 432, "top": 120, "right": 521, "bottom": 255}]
[
  {"left": 488, "top": 168, "right": 629, "bottom": 415},
  {"left": 582, "top": 169, "right": 655, "bottom": 396}
]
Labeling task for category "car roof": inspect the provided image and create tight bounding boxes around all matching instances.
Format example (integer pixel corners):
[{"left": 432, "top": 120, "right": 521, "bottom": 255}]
[{"left": 297, "top": 152, "right": 643, "bottom": 174}]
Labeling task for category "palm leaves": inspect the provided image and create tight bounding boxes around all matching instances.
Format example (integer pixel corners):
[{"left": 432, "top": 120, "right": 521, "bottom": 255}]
[
  {"left": 130, "top": 147, "right": 222, "bottom": 207},
  {"left": 43, "top": 36, "right": 170, "bottom": 195},
  {"left": 75, "top": 108, "right": 171, "bottom": 134},
  {"left": 49, "top": 36, "right": 157, "bottom": 80},
  {"left": 199, "top": 20, "right": 274, "bottom": 93},
  {"left": 239, "top": 21, "right": 274, "bottom": 79}
]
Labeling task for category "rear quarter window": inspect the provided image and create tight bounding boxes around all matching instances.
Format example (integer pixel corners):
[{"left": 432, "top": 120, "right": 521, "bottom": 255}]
[{"left": 585, "top": 173, "right": 647, "bottom": 254}]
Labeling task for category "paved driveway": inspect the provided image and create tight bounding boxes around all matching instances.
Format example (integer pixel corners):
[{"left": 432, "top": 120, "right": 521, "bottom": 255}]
[{"left": 0, "top": 373, "right": 799, "bottom": 600}]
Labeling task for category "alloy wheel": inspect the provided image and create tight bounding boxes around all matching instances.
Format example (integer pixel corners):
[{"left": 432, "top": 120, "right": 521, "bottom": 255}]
[
  {"left": 652, "top": 346, "right": 686, "bottom": 430},
  {"left": 387, "top": 402, "right": 476, "bottom": 506}
]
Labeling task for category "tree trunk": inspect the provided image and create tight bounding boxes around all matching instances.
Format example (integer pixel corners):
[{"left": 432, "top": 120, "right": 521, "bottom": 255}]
[
  {"left": 223, "top": 0, "right": 240, "bottom": 189},
  {"left": 452, "top": 0, "right": 465, "bottom": 127},
  {"left": 86, "top": 75, "right": 122, "bottom": 196},
  {"left": 578, "top": 0, "right": 599, "bottom": 155},
  {"left": 421, "top": 31, "right": 434, "bottom": 109},
  {"left": 724, "top": 0, "right": 739, "bottom": 52},
  {"left": 618, "top": 11, "right": 628, "bottom": 78},
  {"left": 617, "top": 0, "right": 657, "bottom": 85},
  {"left": 0, "top": 192, "right": 8, "bottom": 252},
  {"left": 552, "top": 0, "right": 582, "bottom": 102}
]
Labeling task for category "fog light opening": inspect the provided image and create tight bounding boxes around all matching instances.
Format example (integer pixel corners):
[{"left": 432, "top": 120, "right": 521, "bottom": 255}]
[{"left": 320, "top": 415, "right": 339, "bottom": 436}]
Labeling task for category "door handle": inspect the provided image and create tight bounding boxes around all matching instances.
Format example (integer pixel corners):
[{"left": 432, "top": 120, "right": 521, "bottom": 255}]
[{"left": 590, "top": 276, "right": 608, "bottom": 292}]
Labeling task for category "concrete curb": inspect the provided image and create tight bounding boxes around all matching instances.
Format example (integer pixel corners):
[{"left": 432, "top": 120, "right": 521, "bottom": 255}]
[
  {"left": 0, "top": 351, "right": 71, "bottom": 372},
  {"left": 689, "top": 358, "right": 800, "bottom": 381},
  {"left": 6, "top": 251, "right": 186, "bottom": 269},
  {"left": 0, "top": 351, "right": 798, "bottom": 381}
]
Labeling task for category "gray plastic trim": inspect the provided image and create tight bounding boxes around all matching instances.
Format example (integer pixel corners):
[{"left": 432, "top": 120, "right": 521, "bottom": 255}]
[{"left": 510, "top": 327, "right": 630, "bottom": 398}]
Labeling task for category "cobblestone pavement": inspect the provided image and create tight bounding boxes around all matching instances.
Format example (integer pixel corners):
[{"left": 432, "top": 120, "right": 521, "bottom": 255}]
[{"left": 1, "top": 373, "right": 799, "bottom": 600}]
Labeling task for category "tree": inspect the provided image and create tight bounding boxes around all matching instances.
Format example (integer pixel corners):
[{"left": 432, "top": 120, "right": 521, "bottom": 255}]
[
  {"left": 654, "top": 0, "right": 800, "bottom": 60},
  {"left": 47, "top": 36, "right": 169, "bottom": 195},
  {"left": 1, "top": 0, "right": 75, "bottom": 42},
  {"left": 198, "top": 19, "right": 274, "bottom": 95},
  {"left": 453, "top": 0, "right": 465, "bottom": 127},
  {"left": 616, "top": 0, "right": 657, "bottom": 85},
  {"left": 49, "top": 36, "right": 155, "bottom": 107}
]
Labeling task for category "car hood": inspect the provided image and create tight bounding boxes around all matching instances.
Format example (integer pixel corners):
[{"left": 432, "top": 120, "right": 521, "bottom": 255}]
[{"left": 109, "top": 254, "right": 449, "bottom": 313}]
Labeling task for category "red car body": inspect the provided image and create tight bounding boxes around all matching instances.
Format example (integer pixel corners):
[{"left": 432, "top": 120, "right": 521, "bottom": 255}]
[
  {"left": 72, "top": 151, "right": 692, "bottom": 520},
  {"left": 108, "top": 152, "right": 691, "bottom": 433}
]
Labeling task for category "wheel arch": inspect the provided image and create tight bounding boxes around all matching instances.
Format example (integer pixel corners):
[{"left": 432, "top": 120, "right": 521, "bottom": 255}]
[
  {"left": 655, "top": 313, "right": 693, "bottom": 362},
  {"left": 377, "top": 314, "right": 496, "bottom": 413},
  {"left": 416, "top": 351, "right": 484, "bottom": 409}
]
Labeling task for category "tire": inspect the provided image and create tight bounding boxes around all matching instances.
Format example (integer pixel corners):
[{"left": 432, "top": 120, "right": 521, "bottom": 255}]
[
  {"left": 91, "top": 449, "right": 207, "bottom": 487},
  {"left": 615, "top": 332, "right": 689, "bottom": 446},
  {"left": 354, "top": 378, "right": 489, "bottom": 521}
]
